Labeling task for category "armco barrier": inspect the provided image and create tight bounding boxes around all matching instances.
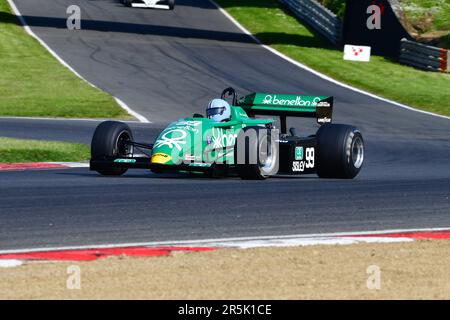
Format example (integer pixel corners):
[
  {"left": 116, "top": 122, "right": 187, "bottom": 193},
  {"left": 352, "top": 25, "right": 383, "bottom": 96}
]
[
  {"left": 281, "top": 0, "right": 342, "bottom": 45},
  {"left": 399, "top": 38, "right": 449, "bottom": 73}
]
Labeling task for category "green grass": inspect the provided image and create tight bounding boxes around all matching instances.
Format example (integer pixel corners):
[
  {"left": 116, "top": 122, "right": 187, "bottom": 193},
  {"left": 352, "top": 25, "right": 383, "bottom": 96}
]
[
  {"left": 317, "top": 0, "right": 346, "bottom": 19},
  {"left": 215, "top": 0, "right": 450, "bottom": 116},
  {"left": 318, "top": 0, "right": 449, "bottom": 35},
  {"left": 0, "top": 137, "right": 90, "bottom": 163},
  {"left": 401, "top": 0, "right": 450, "bottom": 33},
  {"left": 0, "top": 1, "right": 129, "bottom": 118},
  {"left": 317, "top": 0, "right": 449, "bottom": 47}
]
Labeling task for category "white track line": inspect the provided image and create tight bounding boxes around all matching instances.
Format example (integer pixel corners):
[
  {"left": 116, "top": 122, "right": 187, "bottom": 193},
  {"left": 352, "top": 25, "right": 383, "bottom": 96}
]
[
  {"left": 0, "top": 162, "right": 89, "bottom": 172},
  {"left": 209, "top": 0, "right": 450, "bottom": 121},
  {"left": 49, "top": 162, "right": 89, "bottom": 168},
  {"left": 7, "top": 0, "right": 150, "bottom": 123},
  {"left": 114, "top": 97, "right": 150, "bottom": 123},
  {"left": 0, "top": 227, "right": 448, "bottom": 254},
  {"left": 0, "top": 260, "right": 23, "bottom": 268}
]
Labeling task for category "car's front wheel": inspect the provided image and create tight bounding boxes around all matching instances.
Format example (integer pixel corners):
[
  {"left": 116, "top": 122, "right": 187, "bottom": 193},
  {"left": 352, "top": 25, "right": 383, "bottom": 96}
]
[
  {"left": 316, "top": 124, "right": 364, "bottom": 179},
  {"left": 91, "top": 121, "right": 134, "bottom": 176}
]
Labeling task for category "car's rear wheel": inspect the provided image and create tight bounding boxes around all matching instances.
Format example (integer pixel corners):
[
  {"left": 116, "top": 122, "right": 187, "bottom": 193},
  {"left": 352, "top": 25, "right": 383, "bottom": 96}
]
[
  {"left": 234, "top": 126, "right": 279, "bottom": 180},
  {"left": 316, "top": 124, "right": 364, "bottom": 179},
  {"left": 91, "top": 121, "right": 134, "bottom": 176}
]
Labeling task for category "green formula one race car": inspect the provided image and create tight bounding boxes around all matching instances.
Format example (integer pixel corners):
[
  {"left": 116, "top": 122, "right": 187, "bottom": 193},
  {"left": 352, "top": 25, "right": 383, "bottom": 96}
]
[{"left": 90, "top": 88, "right": 364, "bottom": 180}]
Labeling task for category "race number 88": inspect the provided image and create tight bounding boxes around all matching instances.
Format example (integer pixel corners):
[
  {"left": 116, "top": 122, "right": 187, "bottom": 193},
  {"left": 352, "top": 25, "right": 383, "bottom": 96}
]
[{"left": 305, "top": 147, "right": 314, "bottom": 168}]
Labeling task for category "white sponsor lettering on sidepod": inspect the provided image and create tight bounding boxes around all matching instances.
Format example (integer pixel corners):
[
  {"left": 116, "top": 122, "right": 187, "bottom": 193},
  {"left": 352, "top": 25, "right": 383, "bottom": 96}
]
[
  {"left": 262, "top": 95, "right": 321, "bottom": 107},
  {"left": 211, "top": 127, "right": 237, "bottom": 149},
  {"left": 292, "top": 147, "right": 315, "bottom": 171},
  {"left": 154, "top": 129, "right": 187, "bottom": 151},
  {"left": 292, "top": 161, "right": 305, "bottom": 172},
  {"left": 176, "top": 121, "right": 202, "bottom": 127},
  {"left": 176, "top": 121, "right": 202, "bottom": 134},
  {"left": 176, "top": 125, "right": 199, "bottom": 134}
]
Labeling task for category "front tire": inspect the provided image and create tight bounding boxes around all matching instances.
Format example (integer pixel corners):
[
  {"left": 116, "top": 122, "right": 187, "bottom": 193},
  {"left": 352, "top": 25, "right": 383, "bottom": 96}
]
[
  {"left": 91, "top": 121, "right": 134, "bottom": 176},
  {"left": 316, "top": 124, "right": 364, "bottom": 179},
  {"left": 234, "top": 126, "right": 279, "bottom": 180}
]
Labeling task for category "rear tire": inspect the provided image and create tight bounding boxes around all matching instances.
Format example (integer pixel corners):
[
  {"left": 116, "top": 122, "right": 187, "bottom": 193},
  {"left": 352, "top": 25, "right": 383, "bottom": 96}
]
[
  {"left": 91, "top": 121, "right": 134, "bottom": 176},
  {"left": 234, "top": 126, "right": 278, "bottom": 180},
  {"left": 316, "top": 124, "right": 364, "bottom": 179},
  {"left": 167, "top": 0, "right": 175, "bottom": 10}
]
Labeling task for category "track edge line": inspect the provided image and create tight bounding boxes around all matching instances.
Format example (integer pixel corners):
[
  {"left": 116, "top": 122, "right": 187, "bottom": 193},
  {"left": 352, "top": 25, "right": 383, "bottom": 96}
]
[{"left": 1, "top": 227, "right": 449, "bottom": 255}]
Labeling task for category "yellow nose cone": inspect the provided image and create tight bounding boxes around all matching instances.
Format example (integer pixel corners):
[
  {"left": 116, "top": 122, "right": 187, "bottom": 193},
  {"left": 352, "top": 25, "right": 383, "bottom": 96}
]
[{"left": 151, "top": 153, "right": 172, "bottom": 164}]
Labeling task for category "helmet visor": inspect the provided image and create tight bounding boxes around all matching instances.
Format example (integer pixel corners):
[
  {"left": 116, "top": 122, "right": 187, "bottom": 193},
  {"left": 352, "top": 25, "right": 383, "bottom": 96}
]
[{"left": 206, "top": 107, "right": 226, "bottom": 118}]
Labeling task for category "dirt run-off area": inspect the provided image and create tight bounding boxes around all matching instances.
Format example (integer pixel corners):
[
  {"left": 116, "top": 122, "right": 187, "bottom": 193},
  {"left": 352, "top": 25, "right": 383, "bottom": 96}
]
[{"left": 1, "top": 240, "right": 449, "bottom": 299}]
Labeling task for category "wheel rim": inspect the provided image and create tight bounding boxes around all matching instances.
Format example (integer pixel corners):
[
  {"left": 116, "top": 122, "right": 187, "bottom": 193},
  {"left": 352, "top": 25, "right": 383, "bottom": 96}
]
[
  {"left": 259, "top": 136, "right": 277, "bottom": 175},
  {"left": 351, "top": 136, "right": 364, "bottom": 169},
  {"left": 115, "top": 131, "right": 133, "bottom": 157}
]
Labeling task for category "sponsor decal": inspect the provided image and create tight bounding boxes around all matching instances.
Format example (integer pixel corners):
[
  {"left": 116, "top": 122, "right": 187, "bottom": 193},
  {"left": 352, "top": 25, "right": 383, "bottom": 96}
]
[
  {"left": 114, "top": 159, "right": 136, "bottom": 164},
  {"left": 151, "top": 153, "right": 172, "bottom": 164},
  {"left": 176, "top": 121, "right": 202, "bottom": 127},
  {"left": 318, "top": 117, "right": 332, "bottom": 124},
  {"left": 317, "top": 101, "right": 330, "bottom": 107},
  {"left": 262, "top": 95, "right": 273, "bottom": 104},
  {"left": 292, "top": 147, "right": 315, "bottom": 172},
  {"left": 261, "top": 95, "right": 321, "bottom": 107},
  {"left": 295, "top": 146, "right": 304, "bottom": 160},
  {"left": 188, "top": 163, "right": 211, "bottom": 168},
  {"left": 184, "top": 153, "right": 200, "bottom": 161},
  {"left": 211, "top": 128, "right": 237, "bottom": 149},
  {"left": 175, "top": 121, "right": 202, "bottom": 134},
  {"left": 176, "top": 126, "right": 199, "bottom": 134},
  {"left": 292, "top": 161, "right": 305, "bottom": 172},
  {"left": 154, "top": 129, "right": 187, "bottom": 151}
]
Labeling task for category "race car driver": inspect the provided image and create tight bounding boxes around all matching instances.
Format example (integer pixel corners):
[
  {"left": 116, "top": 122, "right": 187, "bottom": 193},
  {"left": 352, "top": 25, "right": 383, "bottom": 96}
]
[{"left": 206, "top": 99, "right": 231, "bottom": 122}]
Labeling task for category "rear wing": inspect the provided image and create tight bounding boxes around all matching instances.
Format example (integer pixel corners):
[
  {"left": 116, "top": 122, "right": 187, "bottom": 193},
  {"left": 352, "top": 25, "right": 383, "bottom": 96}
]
[{"left": 237, "top": 92, "right": 333, "bottom": 126}]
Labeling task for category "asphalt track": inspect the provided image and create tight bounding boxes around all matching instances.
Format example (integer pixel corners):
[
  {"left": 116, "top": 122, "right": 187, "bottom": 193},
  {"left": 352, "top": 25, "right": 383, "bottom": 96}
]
[{"left": 0, "top": 0, "right": 449, "bottom": 250}]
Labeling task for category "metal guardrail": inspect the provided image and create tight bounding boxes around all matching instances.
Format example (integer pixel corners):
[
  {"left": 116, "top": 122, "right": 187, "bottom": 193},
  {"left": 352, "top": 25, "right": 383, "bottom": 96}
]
[
  {"left": 399, "top": 38, "right": 449, "bottom": 73},
  {"left": 281, "top": 0, "right": 342, "bottom": 45}
]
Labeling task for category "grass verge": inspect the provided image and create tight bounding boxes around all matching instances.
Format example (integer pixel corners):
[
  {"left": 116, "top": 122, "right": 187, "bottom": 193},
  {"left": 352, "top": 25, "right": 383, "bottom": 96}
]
[
  {"left": 1, "top": 240, "right": 449, "bottom": 299},
  {"left": 215, "top": 0, "right": 450, "bottom": 117},
  {"left": 401, "top": 0, "right": 450, "bottom": 37},
  {"left": 0, "top": 1, "right": 129, "bottom": 119},
  {"left": 0, "top": 137, "right": 89, "bottom": 163}
]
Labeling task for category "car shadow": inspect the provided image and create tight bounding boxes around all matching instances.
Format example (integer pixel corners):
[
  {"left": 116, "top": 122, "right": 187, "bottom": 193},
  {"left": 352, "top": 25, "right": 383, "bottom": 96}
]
[{"left": 56, "top": 169, "right": 321, "bottom": 181}]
